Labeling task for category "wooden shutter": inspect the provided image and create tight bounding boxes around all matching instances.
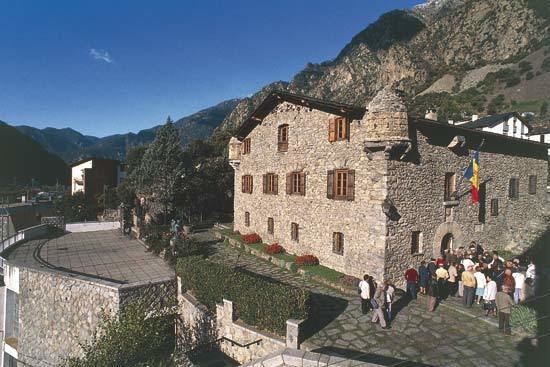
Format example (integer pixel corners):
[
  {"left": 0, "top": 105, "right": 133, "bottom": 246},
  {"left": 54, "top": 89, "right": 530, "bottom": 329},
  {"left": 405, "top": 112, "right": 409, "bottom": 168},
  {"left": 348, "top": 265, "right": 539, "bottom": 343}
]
[
  {"left": 241, "top": 176, "right": 245, "bottom": 193},
  {"left": 299, "top": 172, "right": 306, "bottom": 195},
  {"left": 262, "top": 174, "right": 267, "bottom": 194},
  {"left": 328, "top": 119, "right": 337, "bottom": 142},
  {"left": 249, "top": 176, "right": 253, "bottom": 193},
  {"left": 509, "top": 178, "right": 514, "bottom": 198},
  {"left": 274, "top": 175, "right": 278, "bottom": 195},
  {"left": 515, "top": 178, "right": 520, "bottom": 198},
  {"left": 346, "top": 170, "right": 355, "bottom": 201},
  {"left": 327, "top": 170, "right": 335, "bottom": 199},
  {"left": 286, "top": 173, "right": 292, "bottom": 194},
  {"left": 345, "top": 118, "right": 351, "bottom": 140}
]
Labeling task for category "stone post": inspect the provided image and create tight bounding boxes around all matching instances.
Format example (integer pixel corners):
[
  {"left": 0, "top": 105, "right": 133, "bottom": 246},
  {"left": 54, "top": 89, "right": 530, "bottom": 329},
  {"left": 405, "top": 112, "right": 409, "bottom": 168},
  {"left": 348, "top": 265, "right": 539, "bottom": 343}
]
[
  {"left": 286, "top": 319, "right": 304, "bottom": 349},
  {"left": 223, "top": 299, "right": 235, "bottom": 321}
]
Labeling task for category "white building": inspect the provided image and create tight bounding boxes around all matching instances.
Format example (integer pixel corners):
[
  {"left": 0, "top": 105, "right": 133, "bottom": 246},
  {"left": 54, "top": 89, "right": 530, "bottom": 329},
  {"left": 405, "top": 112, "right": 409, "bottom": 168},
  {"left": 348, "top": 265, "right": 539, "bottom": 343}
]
[
  {"left": 455, "top": 112, "right": 531, "bottom": 140},
  {"left": 70, "top": 157, "right": 123, "bottom": 198}
]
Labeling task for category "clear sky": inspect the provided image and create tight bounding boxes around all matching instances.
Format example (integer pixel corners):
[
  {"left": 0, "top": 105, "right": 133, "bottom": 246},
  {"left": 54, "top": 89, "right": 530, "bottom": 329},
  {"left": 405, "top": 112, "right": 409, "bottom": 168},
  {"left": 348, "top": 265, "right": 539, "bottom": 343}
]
[{"left": 1, "top": 0, "right": 424, "bottom": 137}]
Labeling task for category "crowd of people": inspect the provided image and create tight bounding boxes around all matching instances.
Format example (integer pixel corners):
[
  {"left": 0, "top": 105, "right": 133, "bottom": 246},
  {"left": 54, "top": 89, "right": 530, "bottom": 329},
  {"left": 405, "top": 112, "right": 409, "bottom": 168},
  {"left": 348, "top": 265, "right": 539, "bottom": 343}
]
[{"left": 359, "top": 241, "right": 537, "bottom": 336}]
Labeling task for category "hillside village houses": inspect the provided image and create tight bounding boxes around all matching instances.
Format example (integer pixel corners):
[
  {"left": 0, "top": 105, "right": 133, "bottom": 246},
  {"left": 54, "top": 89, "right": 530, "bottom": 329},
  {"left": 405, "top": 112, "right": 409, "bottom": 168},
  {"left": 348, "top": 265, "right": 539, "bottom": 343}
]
[
  {"left": 454, "top": 112, "right": 531, "bottom": 140},
  {"left": 228, "top": 87, "right": 549, "bottom": 285}
]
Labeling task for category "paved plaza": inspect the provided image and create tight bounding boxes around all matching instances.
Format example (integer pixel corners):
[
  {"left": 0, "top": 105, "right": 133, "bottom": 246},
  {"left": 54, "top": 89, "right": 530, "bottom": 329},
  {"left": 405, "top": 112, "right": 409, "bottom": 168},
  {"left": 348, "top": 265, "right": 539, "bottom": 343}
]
[{"left": 198, "top": 230, "right": 533, "bottom": 367}]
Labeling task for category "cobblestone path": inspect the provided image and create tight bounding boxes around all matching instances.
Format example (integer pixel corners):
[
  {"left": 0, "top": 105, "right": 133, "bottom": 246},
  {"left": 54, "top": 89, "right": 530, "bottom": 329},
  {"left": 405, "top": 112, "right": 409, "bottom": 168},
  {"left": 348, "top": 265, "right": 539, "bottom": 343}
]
[{"left": 197, "top": 231, "right": 530, "bottom": 367}]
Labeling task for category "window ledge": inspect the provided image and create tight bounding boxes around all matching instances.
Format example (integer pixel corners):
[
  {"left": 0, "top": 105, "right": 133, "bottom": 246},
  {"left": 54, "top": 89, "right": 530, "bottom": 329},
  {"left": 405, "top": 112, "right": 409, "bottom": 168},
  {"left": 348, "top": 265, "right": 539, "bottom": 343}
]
[
  {"left": 443, "top": 200, "right": 459, "bottom": 207},
  {"left": 412, "top": 253, "right": 424, "bottom": 257}
]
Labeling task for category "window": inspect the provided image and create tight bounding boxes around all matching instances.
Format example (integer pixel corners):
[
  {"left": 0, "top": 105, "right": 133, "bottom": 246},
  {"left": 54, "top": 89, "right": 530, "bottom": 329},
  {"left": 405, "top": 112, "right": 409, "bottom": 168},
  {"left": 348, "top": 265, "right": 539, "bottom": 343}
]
[
  {"left": 503, "top": 122, "right": 509, "bottom": 133},
  {"left": 490, "top": 199, "right": 499, "bottom": 217},
  {"left": 242, "top": 138, "right": 251, "bottom": 155},
  {"left": 278, "top": 125, "right": 289, "bottom": 152},
  {"left": 444, "top": 172, "right": 456, "bottom": 201},
  {"left": 513, "top": 120, "right": 517, "bottom": 134},
  {"left": 267, "top": 217, "right": 274, "bottom": 234},
  {"left": 328, "top": 117, "right": 350, "bottom": 142},
  {"left": 529, "top": 175, "right": 537, "bottom": 195},
  {"left": 509, "top": 178, "right": 519, "bottom": 199},
  {"left": 411, "top": 231, "right": 422, "bottom": 254},
  {"left": 327, "top": 169, "right": 355, "bottom": 200},
  {"left": 241, "top": 175, "right": 253, "bottom": 194},
  {"left": 286, "top": 172, "right": 306, "bottom": 195},
  {"left": 541, "top": 135, "right": 545, "bottom": 143},
  {"left": 262, "top": 173, "right": 278, "bottom": 195},
  {"left": 245, "top": 212, "right": 250, "bottom": 227},
  {"left": 332, "top": 232, "right": 344, "bottom": 255},
  {"left": 291, "top": 222, "right": 299, "bottom": 242}
]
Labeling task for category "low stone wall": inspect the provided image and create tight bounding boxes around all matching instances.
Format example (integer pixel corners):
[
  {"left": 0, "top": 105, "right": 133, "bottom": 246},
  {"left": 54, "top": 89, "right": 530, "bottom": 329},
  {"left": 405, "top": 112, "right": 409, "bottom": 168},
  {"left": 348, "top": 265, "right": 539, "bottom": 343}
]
[{"left": 66, "top": 221, "right": 120, "bottom": 233}]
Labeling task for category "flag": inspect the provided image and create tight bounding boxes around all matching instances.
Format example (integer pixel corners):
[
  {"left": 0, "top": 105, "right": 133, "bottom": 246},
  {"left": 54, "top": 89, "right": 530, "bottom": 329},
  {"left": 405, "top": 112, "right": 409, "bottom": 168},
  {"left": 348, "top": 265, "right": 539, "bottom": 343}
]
[{"left": 463, "top": 150, "right": 480, "bottom": 203}]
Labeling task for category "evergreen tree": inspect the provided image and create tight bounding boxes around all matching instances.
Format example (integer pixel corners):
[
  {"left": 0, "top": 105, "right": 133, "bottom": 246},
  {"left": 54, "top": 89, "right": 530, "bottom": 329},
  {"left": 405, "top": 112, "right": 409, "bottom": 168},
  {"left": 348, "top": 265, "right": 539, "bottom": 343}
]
[{"left": 137, "top": 118, "right": 184, "bottom": 223}]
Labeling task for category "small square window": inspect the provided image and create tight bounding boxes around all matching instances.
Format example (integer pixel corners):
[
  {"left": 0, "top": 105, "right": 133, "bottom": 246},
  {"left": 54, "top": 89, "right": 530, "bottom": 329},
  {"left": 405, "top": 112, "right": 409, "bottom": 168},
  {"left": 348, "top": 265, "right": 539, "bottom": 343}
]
[
  {"left": 332, "top": 232, "right": 344, "bottom": 255},
  {"left": 509, "top": 178, "right": 519, "bottom": 200},
  {"left": 278, "top": 125, "right": 289, "bottom": 152},
  {"left": 244, "top": 212, "right": 250, "bottom": 227},
  {"left": 444, "top": 173, "right": 456, "bottom": 201},
  {"left": 328, "top": 117, "right": 350, "bottom": 142},
  {"left": 262, "top": 173, "right": 278, "bottom": 195},
  {"left": 242, "top": 138, "right": 251, "bottom": 155},
  {"left": 411, "top": 231, "right": 422, "bottom": 254},
  {"left": 528, "top": 175, "right": 537, "bottom": 195},
  {"left": 490, "top": 199, "right": 499, "bottom": 217},
  {"left": 267, "top": 217, "right": 274, "bottom": 235},
  {"left": 241, "top": 175, "right": 253, "bottom": 194},
  {"left": 291, "top": 222, "right": 299, "bottom": 242}
]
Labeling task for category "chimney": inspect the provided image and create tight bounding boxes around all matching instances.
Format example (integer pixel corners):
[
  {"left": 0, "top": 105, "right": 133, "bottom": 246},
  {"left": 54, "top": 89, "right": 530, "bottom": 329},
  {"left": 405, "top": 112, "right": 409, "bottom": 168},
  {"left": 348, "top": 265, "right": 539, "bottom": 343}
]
[
  {"left": 471, "top": 114, "right": 479, "bottom": 121},
  {"left": 425, "top": 108, "right": 438, "bottom": 121}
]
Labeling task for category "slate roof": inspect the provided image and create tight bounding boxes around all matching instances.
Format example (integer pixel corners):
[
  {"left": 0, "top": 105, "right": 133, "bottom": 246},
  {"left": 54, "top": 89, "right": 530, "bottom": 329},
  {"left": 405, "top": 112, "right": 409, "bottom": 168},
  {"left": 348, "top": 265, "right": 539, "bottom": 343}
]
[{"left": 457, "top": 112, "right": 531, "bottom": 130}]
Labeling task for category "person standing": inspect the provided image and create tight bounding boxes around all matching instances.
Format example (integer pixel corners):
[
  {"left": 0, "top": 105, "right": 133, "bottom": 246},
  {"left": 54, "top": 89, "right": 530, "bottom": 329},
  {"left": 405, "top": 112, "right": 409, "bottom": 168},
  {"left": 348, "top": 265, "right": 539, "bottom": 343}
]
[
  {"left": 384, "top": 280, "right": 395, "bottom": 322},
  {"left": 427, "top": 275, "right": 439, "bottom": 312},
  {"left": 371, "top": 283, "right": 390, "bottom": 329},
  {"left": 419, "top": 261, "right": 430, "bottom": 295},
  {"left": 462, "top": 264, "right": 476, "bottom": 307},
  {"left": 427, "top": 258, "right": 437, "bottom": 278},
  {"left": 512, "top": 269, "right": 525, "bottom": 304},
  {"left": 483, "top": 273, "right": 497, "bottom": 317},
  {"left": 474, "top": 266, "right": 486, "bottom": 304},
  {"left": 496, "top": 286, "right": 514, "bottom": 335},
  {"left": 358, "top": 274, "right": 371, "bottom": 314},
  {"left": 457, "top": 263, "right": 465, "bottom": 297},
  {"left": 435, "top": 263, "right": 449, "bottom": 301},
  {"left": 405, "top": 266, "right": 419, "bottom": 300},
  {"left": 447, "top": 262, "right": 458, "bottom": 297}
]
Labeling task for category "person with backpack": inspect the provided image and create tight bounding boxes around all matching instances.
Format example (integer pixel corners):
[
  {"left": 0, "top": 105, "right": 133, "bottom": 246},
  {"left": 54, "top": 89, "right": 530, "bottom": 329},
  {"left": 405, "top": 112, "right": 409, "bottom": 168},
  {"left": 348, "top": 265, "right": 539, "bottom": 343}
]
[{"left": 358, "top": 274, "right": 371, "bottom": 315}]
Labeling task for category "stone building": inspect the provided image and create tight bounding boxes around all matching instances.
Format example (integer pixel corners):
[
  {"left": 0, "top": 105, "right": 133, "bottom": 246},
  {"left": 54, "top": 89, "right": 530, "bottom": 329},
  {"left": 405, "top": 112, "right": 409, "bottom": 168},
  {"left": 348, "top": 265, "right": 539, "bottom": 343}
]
[
  {"left": 0, "top": 229, "right": 175, "bottom": 367},
  {"left": 229, "top": 88, "right": 549, "bottom": 284}
]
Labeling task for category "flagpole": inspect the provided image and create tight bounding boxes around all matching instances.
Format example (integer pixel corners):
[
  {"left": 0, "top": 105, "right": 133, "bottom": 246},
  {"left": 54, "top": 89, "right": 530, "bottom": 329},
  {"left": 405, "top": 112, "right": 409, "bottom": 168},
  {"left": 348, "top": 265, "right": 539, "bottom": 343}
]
[{"left": 455, "top": 138, "right": 485, "bottom": 197}]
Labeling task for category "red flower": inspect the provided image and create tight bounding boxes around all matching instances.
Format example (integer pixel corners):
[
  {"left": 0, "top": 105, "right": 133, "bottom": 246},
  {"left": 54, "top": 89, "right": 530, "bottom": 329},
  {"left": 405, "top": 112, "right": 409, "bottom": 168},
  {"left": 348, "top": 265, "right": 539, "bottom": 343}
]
[
  {"left": 265, "top": 243, "right": 284, "bottom": 254},
  {"left": 241, "top": 233, "right": 262, "bottom": 244},
  {"left": 295, "top": 255, "right": 319, "bottom": 266}
]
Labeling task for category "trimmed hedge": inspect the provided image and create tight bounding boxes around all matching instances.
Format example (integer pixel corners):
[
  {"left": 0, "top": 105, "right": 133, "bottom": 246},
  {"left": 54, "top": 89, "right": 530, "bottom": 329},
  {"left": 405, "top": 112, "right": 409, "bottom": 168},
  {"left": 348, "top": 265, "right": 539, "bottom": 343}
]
[{"left": 176, "top": 256, "right": 311, "bottom": 335}]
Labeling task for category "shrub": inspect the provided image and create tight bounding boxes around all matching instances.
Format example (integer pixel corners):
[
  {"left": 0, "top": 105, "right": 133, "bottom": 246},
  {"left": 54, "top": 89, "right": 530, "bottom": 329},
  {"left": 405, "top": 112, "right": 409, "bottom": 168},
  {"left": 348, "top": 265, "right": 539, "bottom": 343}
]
[
  {"left": 518, "top": 61, "right": 533, "bottom": 74},
  {"left": 177, "top": 256, "right": 311, "bottom": 335},
  {"left": 511, "top": 304, "right": 537, "bottom": 334},
  {"left": 526, "top": 71, "right": 535, "bottom": 80},
  {"left": 241, "top": 233, "right": 262, "bottom": 244},
  {"left": 295, "top": 255, "right": 320, "bottom": 266},
  {"left": 265, "top": 243, "right": 284, "bottom": 254},
  {"left": 340, "top": 275, "right": 361, "bottom": 288}
]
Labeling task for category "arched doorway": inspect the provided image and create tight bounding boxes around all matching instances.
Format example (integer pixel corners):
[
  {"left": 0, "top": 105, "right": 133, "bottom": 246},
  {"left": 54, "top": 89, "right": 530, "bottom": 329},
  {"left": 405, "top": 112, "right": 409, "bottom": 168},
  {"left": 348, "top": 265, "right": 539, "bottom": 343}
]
[{"left": 441, "top": 233, "right": 454, "bottom": 255}]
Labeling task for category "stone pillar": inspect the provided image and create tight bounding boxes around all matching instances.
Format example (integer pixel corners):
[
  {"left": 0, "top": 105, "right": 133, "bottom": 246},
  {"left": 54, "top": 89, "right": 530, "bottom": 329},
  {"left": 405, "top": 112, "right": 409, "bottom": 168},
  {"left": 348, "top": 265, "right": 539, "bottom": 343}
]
[
  {"left": 223, "top": 299, "right": 235, "bottom": 321},
  {"left": 286, "top": 319, "right": 304, "bottom": 349}
]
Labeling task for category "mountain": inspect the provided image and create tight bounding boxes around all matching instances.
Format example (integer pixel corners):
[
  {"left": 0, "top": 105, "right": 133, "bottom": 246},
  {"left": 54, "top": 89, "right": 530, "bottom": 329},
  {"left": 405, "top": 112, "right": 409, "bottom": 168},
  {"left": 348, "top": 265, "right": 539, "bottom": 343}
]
[
  {"left": 15, "top": 98, "right": 241, "bottom": 163},
  {"left": 0, "top": 121, "right": 69, "bottom": 186},
  {"left": 217, "top": 0, "right": 550, "bottom": 132}
]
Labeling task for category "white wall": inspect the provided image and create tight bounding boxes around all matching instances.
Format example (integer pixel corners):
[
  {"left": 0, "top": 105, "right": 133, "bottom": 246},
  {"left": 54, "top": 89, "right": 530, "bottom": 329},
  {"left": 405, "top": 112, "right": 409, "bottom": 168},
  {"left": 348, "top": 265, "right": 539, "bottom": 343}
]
[
  {"left": 71, "top": 160, "right": 93, "bottom": 195},
  {"left": 66, "top": 221, "right": 120, "bottom": 232},
  {"left": 481, "top": 116, "right": 529, "bottom": 139}
]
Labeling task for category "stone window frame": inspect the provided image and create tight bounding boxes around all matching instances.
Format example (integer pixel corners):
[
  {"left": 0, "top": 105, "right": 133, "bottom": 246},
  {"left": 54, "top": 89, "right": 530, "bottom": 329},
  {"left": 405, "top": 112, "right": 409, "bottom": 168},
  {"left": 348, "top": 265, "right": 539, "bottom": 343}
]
[
  {"left": 528, "top": 175, "right": 537, "bottom": 195},
  {"left": 278, "top": 124, "right": 289, "bottom": 152},
  {"left": 291, "top": 222, "right": 299, "bottom": 242},
  {"left": 286, "top": 171, "right": 306, "bottom": 196},
  {"left": 241, "top": 175, "right": 253, "bottom": 194},
  {"left": 490, "top": 198, "right": 499, "bottom": 217},
  {"left": 244, "top": 211, "right": 250, "bottom": 227},
  {"left": 328, "top": 117, "right": 350, "bottom": 142},
  {"left": 509, "top": 177, "right": 519, "bottom": 200},
  {"left": 242, "top": 138, "right": 251, "bottom": 155},
  {"left": 262, "top": 173, "right": 278, "bottom": 195},
  {"left": 267, "top": 217, "right": 274, "bottom": 235},
  {"left": 411, "top": 231, "right": 423, "bottom": 255},
  {"left": 444, "top": 172, "right": 456, "bottom": 201},
  {"left": 327, "top": 169, "right": 355, "bottom": 201},
  {"left": 332, "top": 232, "right": 344, "bottom": 255}
]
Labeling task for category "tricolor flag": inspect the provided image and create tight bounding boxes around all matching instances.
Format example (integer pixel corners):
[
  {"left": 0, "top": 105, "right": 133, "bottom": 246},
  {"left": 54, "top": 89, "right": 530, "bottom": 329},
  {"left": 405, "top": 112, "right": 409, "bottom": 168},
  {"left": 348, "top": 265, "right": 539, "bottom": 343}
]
[{"left": 463, "top": 150, "right": 480, "bottom": 203}]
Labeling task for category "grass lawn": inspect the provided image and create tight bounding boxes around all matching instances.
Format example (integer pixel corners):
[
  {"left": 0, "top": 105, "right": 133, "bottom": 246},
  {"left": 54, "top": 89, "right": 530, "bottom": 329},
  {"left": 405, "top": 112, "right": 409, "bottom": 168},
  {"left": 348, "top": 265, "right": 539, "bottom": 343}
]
[{"left": 300, "top": 265, "right": 344, "bottom": 283}]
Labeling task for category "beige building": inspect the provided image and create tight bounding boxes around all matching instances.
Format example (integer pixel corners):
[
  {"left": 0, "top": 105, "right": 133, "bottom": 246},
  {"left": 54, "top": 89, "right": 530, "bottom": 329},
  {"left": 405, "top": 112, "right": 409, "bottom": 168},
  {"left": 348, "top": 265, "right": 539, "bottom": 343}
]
[{"left": 228, "top": 88, "right": 549, "bottom": 284}]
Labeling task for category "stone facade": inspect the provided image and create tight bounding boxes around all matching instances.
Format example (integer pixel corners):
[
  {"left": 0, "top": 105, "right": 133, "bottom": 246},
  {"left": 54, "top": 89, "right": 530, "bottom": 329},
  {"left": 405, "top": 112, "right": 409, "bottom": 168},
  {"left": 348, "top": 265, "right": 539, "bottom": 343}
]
[{"left": 231, "top": 90, "right": 549, "bottom": 287}]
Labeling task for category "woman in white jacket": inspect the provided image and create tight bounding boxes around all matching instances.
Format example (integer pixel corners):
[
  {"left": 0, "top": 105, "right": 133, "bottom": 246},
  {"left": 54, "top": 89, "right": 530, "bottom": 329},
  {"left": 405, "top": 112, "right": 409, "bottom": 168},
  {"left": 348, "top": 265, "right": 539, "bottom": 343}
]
[{"left": 483, "top": 273, "right": 497, "bottom": 317}]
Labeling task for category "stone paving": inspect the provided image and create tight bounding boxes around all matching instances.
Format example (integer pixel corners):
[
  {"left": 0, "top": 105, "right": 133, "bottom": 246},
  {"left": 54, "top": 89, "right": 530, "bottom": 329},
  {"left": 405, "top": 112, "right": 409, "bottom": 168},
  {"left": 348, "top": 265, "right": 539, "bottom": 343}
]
[{"left": 194, "top": 230, "right": 534, "bottom": 367}]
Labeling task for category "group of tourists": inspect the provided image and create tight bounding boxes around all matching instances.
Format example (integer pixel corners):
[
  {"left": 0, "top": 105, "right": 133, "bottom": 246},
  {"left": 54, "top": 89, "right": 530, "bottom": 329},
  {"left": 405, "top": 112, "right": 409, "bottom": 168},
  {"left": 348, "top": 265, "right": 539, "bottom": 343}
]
[
  {"left": 402, "top": 241, "right": 536, "bottom": 336},
  {"left": 358, "top": 274, "right": 394, "bottom": 330}
]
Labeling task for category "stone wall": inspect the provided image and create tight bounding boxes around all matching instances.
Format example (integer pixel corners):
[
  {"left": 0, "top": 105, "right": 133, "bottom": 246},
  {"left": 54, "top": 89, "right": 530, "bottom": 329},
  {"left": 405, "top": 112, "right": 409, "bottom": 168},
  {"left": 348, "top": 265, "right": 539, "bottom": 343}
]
[
  {"left": 118, "top": 278, "right": 176, "bottom": 310},
  {"left": 384, "top": 123, "right": 549, "bottom": 286},
  {"left": 233, "top": 102, "right": 388, "bottom": 281},
  {"left": 18, "top": 268, "right": 120, "bottom": 367}
]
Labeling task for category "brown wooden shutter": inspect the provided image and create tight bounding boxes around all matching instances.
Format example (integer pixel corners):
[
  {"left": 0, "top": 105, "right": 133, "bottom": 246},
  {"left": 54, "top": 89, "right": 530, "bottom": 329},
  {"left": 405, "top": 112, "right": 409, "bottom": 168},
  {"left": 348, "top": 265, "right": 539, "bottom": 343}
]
[
  {"left": 347, "top": 170, "right": 355, "bottom": 201},
  {"left": 262, "top": 174, "right": 267, "bottom": 194},
  {"left": 286, "top": 173, "right": 292, "bottom": 194},
  {"left": 274, "top": 175, "right": 278, "bottom": 195},
  {"left": 241, "top": 176, "right": 245, "bottom": 193},
  {"left": 250, "top": 176, "right": 253, "bottom": 193},
  {"left": 328, "top": 119, "right": 337, "bottom": 142},
  {"left": 299, "top": 172, "right": 306, "bottom": 195},
  {"left": 345, "top": 118, "right": 351, "bottom": 140},
  {"left": 327, "top": 170, "right": 335, "bottom": 199}
]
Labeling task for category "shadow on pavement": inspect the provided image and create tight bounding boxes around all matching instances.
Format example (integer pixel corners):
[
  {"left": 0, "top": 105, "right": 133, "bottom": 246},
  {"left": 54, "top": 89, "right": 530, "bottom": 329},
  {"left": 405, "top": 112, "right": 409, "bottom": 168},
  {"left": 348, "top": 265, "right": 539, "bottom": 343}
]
[
  {"left": 311, "top": 346, "right": 434, "bottom": 367},
  {"left": 301, "top": 293, "right": 349, "bottom": 341}
]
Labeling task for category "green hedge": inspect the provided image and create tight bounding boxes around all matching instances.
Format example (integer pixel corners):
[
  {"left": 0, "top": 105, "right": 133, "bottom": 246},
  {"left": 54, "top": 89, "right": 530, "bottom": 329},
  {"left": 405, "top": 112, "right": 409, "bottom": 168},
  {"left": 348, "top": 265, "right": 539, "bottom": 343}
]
[{"left": 176, "top": 256, "right": 311, "bottom": 335}]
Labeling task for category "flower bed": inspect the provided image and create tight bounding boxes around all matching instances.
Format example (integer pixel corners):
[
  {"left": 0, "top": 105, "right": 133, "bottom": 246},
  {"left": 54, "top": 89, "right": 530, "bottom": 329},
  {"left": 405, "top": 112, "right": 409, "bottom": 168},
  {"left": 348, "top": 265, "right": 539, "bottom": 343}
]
[
  {"left": 241, "top": 233, "right": 262, "bottom": 244},
  {"left": 295, "top": 255, "right": 319, "bottom": 266},
  {"left": 265, "top": 243, "right": 284, "bottom": 254}
]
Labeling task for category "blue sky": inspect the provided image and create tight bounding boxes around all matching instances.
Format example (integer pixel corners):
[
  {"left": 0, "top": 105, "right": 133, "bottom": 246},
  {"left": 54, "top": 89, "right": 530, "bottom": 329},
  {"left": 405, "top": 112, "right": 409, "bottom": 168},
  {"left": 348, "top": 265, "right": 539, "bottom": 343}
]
[{"left": 1, "top": 0, "right": 424, "bottom": 137}]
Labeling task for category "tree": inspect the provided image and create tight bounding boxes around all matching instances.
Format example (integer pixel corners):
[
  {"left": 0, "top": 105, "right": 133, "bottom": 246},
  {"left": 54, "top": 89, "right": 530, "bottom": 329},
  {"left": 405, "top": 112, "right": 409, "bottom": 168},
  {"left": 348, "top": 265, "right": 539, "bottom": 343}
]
[
  {"left": 540, "top": 101, "right": 548, "bottom": 117},
  {"left": 137, "top": 118, "right": 184, "bottom": 223},
  {"left": 55, "top": 192, "right": 97, "bottom": 222}
]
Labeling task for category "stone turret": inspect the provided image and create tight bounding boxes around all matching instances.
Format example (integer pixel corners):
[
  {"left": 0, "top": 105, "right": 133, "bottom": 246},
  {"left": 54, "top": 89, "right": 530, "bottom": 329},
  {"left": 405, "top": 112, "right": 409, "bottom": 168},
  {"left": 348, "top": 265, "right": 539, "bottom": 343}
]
[
  {"left": 228, "top": 137, "right": 241, "bottom": 169},
  {"left": 364, "top": 85, "right": 409, "bottom": 142}
]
